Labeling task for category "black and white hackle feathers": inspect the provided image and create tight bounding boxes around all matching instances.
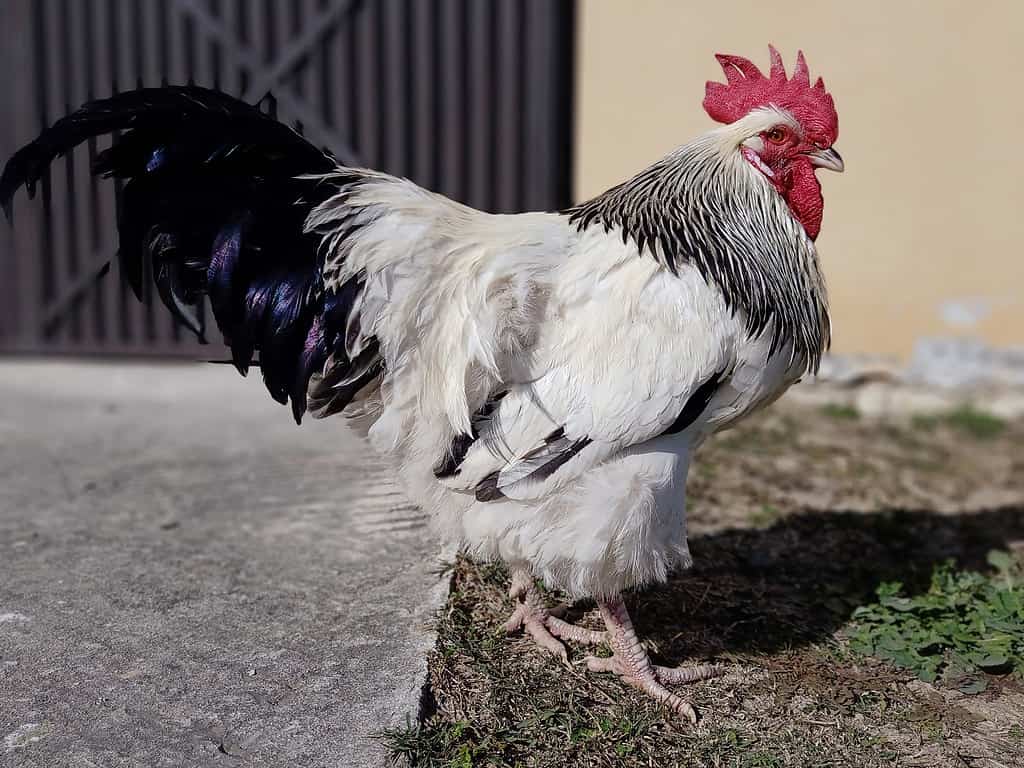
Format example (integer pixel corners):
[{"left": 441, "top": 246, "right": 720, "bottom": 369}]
[{"left": 566, "top": 142, "right": 830, "bottom": 370}]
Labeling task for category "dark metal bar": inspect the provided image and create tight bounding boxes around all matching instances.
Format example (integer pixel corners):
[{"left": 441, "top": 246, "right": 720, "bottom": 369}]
[
  {"left": 113, "top": 0, "right": 147, "bottom": 345},
  {"left": 381, "top": 0, "right": 407, "bottom": 176},
  {"left": 65, "top": 0, "right": 99, "bottom": 346},
  {"left": 164, "top": 0, "right": 190, "bottom": 342},
  {"left": 524, "top": 0, "right": 557, "bottom": 211},
  {"left": 467, "top": 0, "right": 492, "bottom": 211},
  {"left": 409, "top": 0, "right": 434, "bottom": 189},
  {"left": 437, "top": 0, "right": 463, "bottom": 203},
  {"left": 494, "top": 1, "right": 521, "bottom": 213},
  {"left": 0, "top": 0, "right": 45, "bottom": 349},
  {"left": 289, "top": 0, "right": 311, "bottom": 108},
  {"left": 40, "top": 0, "right": 74, "bottom": 344},
  {"left": 81, "top": 0, "right": 106, "bottom": 343},
  {"left": 216, "top": 0, "right": 245, "bottom": 96},
  {"left": 91, "top": 0, "right": 121, "bottom": 347},
  {"left": 353, "top": 1, "right": 379, "bottom": 168}
]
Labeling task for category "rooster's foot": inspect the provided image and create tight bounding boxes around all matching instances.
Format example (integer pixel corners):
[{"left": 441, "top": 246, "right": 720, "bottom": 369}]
[
  {"left": 504, "top": 570, "right": 605, "bottom": 662},
  {"left": 585, "top": 595, "right": 722, "bottom": 723}
]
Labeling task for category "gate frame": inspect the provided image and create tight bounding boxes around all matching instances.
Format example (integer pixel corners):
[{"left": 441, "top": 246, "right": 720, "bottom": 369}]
[{"left": 0, "top": 0, "right": 576, "bottom": 358}]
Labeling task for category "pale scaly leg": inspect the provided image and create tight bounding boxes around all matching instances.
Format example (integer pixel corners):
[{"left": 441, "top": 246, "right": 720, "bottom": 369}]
[
  {"left": 503, "top": 569, "right": 605, "bottom": 662},
  {"left": 585, "top": 595, "right": 722, "bottom": 723}
]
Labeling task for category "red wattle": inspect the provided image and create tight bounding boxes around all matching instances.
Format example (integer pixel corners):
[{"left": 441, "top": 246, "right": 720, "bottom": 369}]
[{"left": 783, "top": 158, "right": 823, "bottom": 240}]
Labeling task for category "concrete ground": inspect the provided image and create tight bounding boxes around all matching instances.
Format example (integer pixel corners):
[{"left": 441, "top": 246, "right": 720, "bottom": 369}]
[{"left": 0, "top": 360, "right": 447, "bottom": 767}]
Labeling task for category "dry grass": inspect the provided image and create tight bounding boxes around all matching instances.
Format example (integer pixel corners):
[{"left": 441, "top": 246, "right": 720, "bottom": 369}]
[{"left": 385, "top": 403, "right": 1024, "bottom": 767}]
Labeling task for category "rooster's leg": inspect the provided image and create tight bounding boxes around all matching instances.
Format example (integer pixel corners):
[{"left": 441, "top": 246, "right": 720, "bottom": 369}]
[
  {"left": 585, "top": 595, "right": 722, "bottom": 723},
  {"left": 503, "top": 569, "right": 605, "bottom": 662}
]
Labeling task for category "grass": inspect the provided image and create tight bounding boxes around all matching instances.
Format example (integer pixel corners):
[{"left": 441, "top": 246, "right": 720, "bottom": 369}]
[
  {"left": 382, "top": 719, "right": 501, "bottom": 768},
  {"left": 912, "top": 405, "right": 1008, "bottom": 439},
  {"left": 383, "top": 516, "right": 1008, "bottom": 768},
  {"left": 845, "top": 551, "right": 1024, "bottom": 693},
  {"left": 821, "top": 403, "right": 860, "bottom": 421},
  {"left": 749, "top": 504, "right": 783, "bottom": 527},
  {"left": 386, "top": 536, "right": 1024, "bottom": 766},
  {"left": 382, "top": 406, "right": 1024, "bottom": 767}
]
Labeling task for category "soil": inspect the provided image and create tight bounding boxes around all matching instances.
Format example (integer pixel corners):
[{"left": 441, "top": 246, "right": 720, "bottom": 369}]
[{"left": 390, "top": 400, "right": 1024, "bottom": 768}]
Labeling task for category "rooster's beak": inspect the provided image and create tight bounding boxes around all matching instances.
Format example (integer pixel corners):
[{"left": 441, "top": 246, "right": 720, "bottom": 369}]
[{"left": 809, "top": 146, "right": 844, "bottom": 173}]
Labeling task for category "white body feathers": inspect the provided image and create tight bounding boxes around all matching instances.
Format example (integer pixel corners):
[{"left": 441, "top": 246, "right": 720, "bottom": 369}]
[{"left": 306, "top": 109, "right": 827, "bottom": 599}]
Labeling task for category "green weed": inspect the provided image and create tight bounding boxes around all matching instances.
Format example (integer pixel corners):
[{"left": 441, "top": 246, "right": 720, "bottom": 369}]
[
  {"left": 821, "top": 403, "right": 860, "bottom": 421},
  {"left": 912, "top": 406, "right": 1007, "bottom": 440},
  {"left": 846, "top": 551, "right": 1024, "bottom": 693},
  {"left": 749, "top": 505, "right": 783, "bottom": 527},
  {"left": 380, "top": 719, "right": 498, "bottom": 768}
]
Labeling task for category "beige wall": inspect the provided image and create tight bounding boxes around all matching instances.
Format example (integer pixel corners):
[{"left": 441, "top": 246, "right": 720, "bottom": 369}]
[{"left": 575, "top": 0, "right": 1024, "bottom": 358}]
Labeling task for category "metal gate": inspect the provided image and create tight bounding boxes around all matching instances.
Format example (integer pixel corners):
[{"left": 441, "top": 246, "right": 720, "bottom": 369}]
[{"left": 0, "top": 0, "right": 575, "bottom": 356}]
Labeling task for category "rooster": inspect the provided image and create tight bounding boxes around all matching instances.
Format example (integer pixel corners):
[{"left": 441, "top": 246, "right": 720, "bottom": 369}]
[{"left": 1, "top": 46, "right": 842, "bottom": 721}]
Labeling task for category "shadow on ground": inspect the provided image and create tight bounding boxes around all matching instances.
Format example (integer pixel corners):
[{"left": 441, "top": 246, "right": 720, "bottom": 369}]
[
  {"left": 397, "top": 504, "right": 1024, "bottom": 767},
  {"left": 396, "top": 409, "right": 1024, "bottom": 766},
  {"left": 631, "top": 504, "right": 1024, "bottom": 664}
]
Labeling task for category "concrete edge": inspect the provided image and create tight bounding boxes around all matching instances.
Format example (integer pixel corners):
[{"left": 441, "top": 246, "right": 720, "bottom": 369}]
[{"left": 414, "top": 544, "right": 459, "bottom": 725}]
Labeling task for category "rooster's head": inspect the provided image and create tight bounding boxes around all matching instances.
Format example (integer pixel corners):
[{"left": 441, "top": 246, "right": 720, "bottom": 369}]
[{"left": 703, "top": 46, "right": 841, "bottom": 239}]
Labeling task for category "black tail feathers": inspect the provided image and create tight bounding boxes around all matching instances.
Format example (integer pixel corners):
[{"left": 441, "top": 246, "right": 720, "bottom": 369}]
[{"left": 1, "top": 85, "right": 374, "bottom": 423}]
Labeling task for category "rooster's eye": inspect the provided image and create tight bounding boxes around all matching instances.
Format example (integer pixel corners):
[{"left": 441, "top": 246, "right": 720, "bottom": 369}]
[{"left": 766, "top": 127, "right": 787, "bottom": 144}]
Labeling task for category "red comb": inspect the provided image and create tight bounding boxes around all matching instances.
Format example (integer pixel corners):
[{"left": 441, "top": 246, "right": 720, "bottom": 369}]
[{"left": 703, "top": 45, "right": 838, "bottom": 144}]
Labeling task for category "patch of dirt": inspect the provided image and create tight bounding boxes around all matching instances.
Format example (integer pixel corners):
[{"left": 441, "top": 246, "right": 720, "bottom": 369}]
[{"left": 390, "top": 403, "right": 1024, "bottom": 767}]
